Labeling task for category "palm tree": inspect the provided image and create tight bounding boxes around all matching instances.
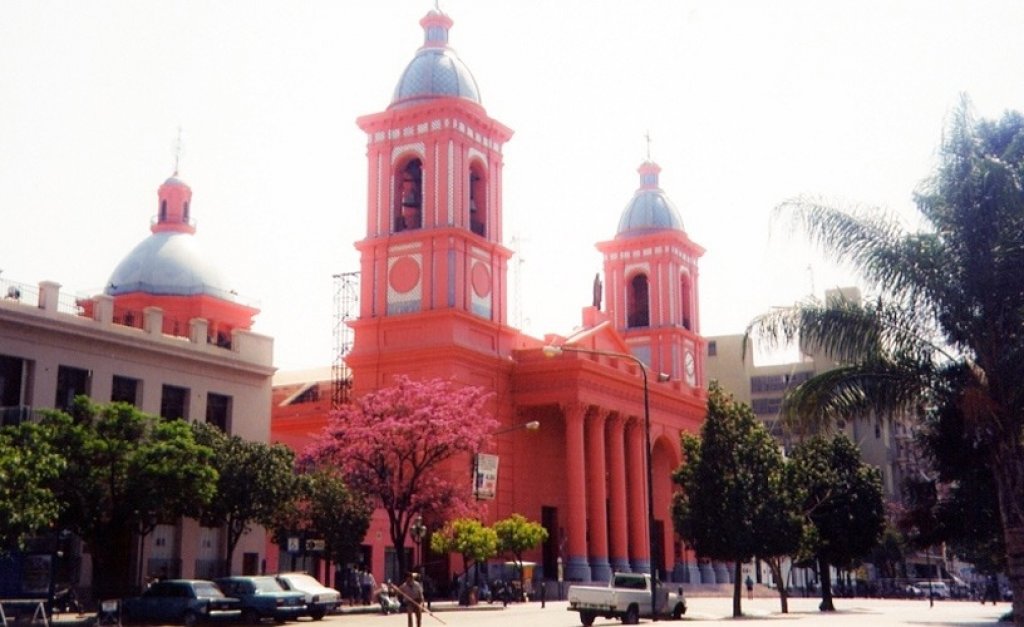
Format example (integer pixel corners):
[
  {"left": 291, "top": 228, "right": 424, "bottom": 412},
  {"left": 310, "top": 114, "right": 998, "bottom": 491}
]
[{"left": 746, "top": 97, "right": 1024, "bottom": 625}]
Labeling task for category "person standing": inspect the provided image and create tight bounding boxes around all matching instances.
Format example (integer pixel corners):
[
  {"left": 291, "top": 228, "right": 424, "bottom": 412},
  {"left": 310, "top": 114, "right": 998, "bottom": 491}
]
[
  {"left": 745, "top": 575, "right": 754, "bottom": 600},
  {"left": 398, "top": 572, "right": 424, "bottom": 627}
]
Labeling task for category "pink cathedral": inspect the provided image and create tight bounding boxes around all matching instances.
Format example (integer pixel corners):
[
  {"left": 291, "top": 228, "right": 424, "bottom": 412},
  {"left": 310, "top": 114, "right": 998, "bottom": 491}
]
[{"left": 273, "top": 7, "right": 707, "bottom": 587}]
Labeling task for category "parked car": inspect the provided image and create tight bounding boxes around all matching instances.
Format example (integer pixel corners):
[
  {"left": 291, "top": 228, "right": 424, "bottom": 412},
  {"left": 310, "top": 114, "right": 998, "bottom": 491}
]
[
  {"left": 274, "top": 573, "right": 340, "bottom": 620},
  {"left": 122, "top": 579, "right": 241, "bottom": 626},
  {"left": 917, "top": 581, "right": 951, "bottom": 599},
  {"left": 215, "top": 576, "right": 306, "bottom": 624},
  {"left": 905, "top": 584, "right": 925, "bottom": 598}
]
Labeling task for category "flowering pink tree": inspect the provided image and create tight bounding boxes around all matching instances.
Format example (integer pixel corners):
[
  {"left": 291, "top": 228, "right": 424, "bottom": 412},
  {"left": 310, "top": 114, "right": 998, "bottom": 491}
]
[{"left": 303, "top": 376, "right": 497, "bottom": 576}]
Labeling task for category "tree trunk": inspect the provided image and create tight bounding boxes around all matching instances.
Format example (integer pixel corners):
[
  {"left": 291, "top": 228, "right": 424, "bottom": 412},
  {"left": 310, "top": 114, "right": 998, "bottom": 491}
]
[
  {"left": 818, "top": 557, "right": 835, "bottom": 612},
  {"left": 91, "top": 527, "right": 135, "bottom": 600},
  {"left": 766, "top": 557, "right": 788, "bottom": 613},
  {"left": 733, "top": 561, "right": 743, "bottom": 617},
  {"left": 992, "top": 442, "right": 1024, "bottom": 627}
]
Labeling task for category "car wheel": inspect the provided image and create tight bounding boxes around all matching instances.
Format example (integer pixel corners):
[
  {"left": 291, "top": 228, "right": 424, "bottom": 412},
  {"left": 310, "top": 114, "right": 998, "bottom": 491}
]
[
  {"left": 309, "top": 607, "right": 326, "bottom": 621},
  {"left": 672, "top": 602, "right": 686, "bottom": 619},
  {"left": 183, "top": 611, "right": 199, "bottom": 627},
  {"left": 623, "top": 604, "right": 639, "bottom": 625},
  {"left": 242, "top": 609, "right": 261, "bottom": 625},
  {"left": 580, "top": 610, "right": 596, "bottom": 626}
]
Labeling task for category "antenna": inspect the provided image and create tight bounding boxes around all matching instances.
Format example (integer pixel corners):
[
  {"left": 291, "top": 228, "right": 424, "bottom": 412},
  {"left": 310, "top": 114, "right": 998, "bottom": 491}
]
[
  {"left": 644, "top": 130, "right": 652, "bottom": 161},
  {"left": 173, "top": 127, "right": 184, "bottom": 175}
]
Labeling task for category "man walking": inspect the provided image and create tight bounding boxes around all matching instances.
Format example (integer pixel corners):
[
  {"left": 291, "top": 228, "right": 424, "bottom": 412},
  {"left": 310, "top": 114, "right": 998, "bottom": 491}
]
[{"left": 398, "top": 572, "right": 425, "bottom": 627}]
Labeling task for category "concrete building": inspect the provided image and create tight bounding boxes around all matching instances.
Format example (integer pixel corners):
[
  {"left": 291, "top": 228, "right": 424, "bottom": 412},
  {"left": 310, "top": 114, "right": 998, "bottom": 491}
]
[{"left": 0, "top": 171, "right": 275, "bottom": 586}]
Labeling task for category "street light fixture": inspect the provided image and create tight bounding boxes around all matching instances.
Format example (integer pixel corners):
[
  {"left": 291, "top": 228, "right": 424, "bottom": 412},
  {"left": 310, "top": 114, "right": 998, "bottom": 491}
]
[
  {"left": 542, "top": 344, "right": 668, "bottom": 618},
  {"left": 410, "top": 514, "right": 427, "bottom": 580}
]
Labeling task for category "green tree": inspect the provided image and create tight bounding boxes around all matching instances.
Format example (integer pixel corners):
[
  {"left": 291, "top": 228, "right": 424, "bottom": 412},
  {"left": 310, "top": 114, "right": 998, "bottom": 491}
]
[
  {"left": 48, "top": 398, "right": 216, "bottom": 598},
  {"left": 672, "top": 382, "right": 802, "bottom": 617},
  {"left": 0, "top": 421, "right": 64, "bottom": 550},
  {"left": 270, "top": 467, "right": 372, "bottom": 571},
  {"left": 192, "top": 422, "right": 298, "bottom": 576},
  {"left": 901, "top": 392, "right": 1005, "bottom": 573},
  {"left": 746, "top": 98, "right": 1024, "bottom": 623},
  {"left": 868, "top": 525, "right": 906, "bottom": 581},
  {"left": 493, "top": 513, "right": 548, "bottom": 599},
  {"left": 429, "top": 518, "right": 497, "bottom": 603},
  {"left": 786, "top": 435, "right": 885, "bottom": 611}
]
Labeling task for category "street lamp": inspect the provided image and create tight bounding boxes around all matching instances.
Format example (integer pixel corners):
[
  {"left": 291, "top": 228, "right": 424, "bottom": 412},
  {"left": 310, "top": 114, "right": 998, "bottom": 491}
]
[
  {"left": 542, "top": 344, "right": 668, "bottom": 618},
  {"left": 493, "top": 420, "right": 541, "bottom": 436},
  {"left": 410, "top": 514, "right": 427, "bottom": 580}
]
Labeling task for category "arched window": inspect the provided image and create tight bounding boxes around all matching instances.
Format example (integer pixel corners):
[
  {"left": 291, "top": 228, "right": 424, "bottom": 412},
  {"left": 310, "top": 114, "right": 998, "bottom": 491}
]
[
  {"left": 394, "top": 158, "right": 423, "bottom": 232},
  {"left": 183, "top": 200, "right": 190, "bottom": 224},
  {"left": 628, "top": 274, "right": 650, "bottom": 328},
  {"left": 159, "top": 199, "right": 167, "bottom": 222},
  {"left": 469, "top": 164, "right": 486, "bottom": 236},
  {"left": 680, "top": 274, "right": 692, "bottom": 330}
]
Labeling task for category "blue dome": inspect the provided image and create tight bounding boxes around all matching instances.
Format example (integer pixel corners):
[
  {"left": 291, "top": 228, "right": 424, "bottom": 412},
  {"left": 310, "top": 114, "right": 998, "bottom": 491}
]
[
  {"left": 105, "top": 232, "right": 240, "bottom": 302},
  {"left": 616, "top": 161, "right": 685, "bottom": 236},
  {"left": 390, "top": 10, "right": 481, "bottom": 108}
]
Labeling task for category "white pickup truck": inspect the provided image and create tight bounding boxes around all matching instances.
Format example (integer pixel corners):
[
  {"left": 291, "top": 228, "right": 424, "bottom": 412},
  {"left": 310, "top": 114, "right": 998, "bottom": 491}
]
[{"left": 567, "top": 572, "right": 686, "bottom": 625}]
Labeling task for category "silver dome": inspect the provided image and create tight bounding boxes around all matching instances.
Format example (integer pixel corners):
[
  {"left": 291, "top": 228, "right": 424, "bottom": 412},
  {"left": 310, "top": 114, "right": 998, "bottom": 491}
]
[
  {"left": 390, "top": 10, "right": 481, "bottom": 108},
  {"left": 616, "top": 190, "right": 685, "bottom": 236},
  {"left": 105, "top": 232, "right": 240, "bottom": 301},
  {"left": 392, "top": 48, "right": 480, "bottom": 107}
]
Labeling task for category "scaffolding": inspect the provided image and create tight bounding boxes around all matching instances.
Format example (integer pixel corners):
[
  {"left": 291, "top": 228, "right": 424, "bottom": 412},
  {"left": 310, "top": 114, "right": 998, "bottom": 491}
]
[{"left": 331, "top": 272, "right": 359, "bottom": 409}]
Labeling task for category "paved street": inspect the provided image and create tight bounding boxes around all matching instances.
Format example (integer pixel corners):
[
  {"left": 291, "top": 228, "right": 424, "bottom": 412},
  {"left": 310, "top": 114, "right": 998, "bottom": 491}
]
[{"left": 324, "top": 597, "right": 1010, "bottom": 626}]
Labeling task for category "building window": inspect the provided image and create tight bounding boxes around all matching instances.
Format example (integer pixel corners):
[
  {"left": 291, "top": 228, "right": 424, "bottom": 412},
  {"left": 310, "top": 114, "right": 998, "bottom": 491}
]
[
  {"left": 707, "top": 341, "right": 717, "bottom": 357},
  {"left": 160, "top": 199, "right": 167, "bottom": 222},
  {"left": 0, "top": 354, "right": 31, "bottom": 425},
  {"left": 160, "top": 384, "right": 189, "bottom": 420},
  {"left": 679, "top": 274, "right": 692, "bottom": 330},
  {"left": 395, "top": 158, "right": 423, "bottom": 232},
  {"left": 469, "top": 165, "right": 486, "bottom": 236},
  {"left": 111, "top": 375, "right": 141, "bottom": 406},
  {"left": 206, "top": 393, "right": 232, "bottom": 432},
  {"left": 56, "top": 365, "right": 90, "bottom": 412},
  {"left": 627, "top": 274, "right": 650, "bottom": 328},
  {"left": 750, "top": 371, "right": 812, "bottom": 393},
  {"left": 751, "top": 396, "right": 783, "bottom": 415}
]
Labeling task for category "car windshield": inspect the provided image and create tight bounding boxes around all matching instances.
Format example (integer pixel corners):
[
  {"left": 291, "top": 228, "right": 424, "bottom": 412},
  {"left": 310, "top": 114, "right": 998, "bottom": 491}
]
[
  {"left": 252, "top": 577, "right": 286, "bottom": 593},
  {"left": 193, "top": 582, "right": 225, "bottom": 598}
]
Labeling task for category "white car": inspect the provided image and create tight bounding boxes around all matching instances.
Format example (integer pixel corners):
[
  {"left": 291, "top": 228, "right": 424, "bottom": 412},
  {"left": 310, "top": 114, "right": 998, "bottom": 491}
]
[{"left": 275, "top": 573, "right": 340, "bottom": 620}]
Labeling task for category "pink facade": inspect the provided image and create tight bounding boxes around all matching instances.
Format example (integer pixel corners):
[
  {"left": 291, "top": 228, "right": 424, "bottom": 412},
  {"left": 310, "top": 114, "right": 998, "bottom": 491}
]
[{"left": 273, "top": 7, "right": 707, "bottom": 587}]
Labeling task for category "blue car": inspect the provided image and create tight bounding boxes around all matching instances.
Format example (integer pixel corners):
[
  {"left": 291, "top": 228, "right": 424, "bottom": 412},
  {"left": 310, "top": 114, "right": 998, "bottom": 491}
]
[
  {"left": 122, "top": 579, "right": 241, "bottom": 626},
  {"left": 215, "top": 576, "right": 306, "bottom": 624}
]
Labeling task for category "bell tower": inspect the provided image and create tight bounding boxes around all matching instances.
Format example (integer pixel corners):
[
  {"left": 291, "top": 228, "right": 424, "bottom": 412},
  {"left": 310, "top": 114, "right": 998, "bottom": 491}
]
[
  {"left": 347, "top": 8, "right": 517, "bottom": 394},
  {"left": 597, "top": 160, "right": 706, "bottom": 389}
]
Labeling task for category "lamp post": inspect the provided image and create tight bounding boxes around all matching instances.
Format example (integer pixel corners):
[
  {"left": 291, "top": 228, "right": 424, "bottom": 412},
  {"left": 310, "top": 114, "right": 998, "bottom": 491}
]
[
  {"left": 410, "top": 514, "right": 427, "bottom": 581},
  {"left": 542, "top": 344, "right": 667, "bottom": 618}
]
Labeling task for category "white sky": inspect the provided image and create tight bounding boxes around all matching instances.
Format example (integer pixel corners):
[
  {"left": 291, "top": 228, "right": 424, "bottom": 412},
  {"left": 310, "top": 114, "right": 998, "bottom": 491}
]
[{"left": 2, "top": 1, "right": 1023, "bottom": 371}]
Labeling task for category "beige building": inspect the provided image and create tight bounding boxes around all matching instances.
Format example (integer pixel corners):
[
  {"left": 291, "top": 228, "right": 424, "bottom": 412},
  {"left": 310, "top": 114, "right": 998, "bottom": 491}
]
[{"left": 0, "top": 171, "right": 275, "bottom": 586}]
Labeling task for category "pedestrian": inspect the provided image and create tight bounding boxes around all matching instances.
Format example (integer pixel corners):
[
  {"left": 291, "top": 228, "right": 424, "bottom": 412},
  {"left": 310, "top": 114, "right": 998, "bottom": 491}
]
[
  {"left": 398, "top": 572, "right": 424, "bottom": 627},
  {"left": 984, "top": 576, "right": 999, "bottom": 605},
  {"left": 360, "top": 569, "right": 376, "bottom": 605},
  {"left": 745, "top": 575, "right": 754, "bottom": 600}
]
